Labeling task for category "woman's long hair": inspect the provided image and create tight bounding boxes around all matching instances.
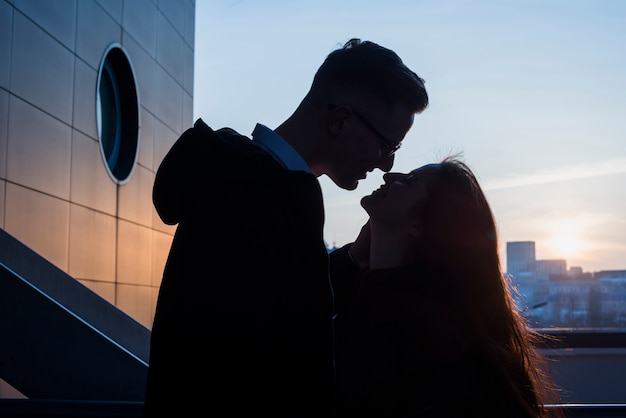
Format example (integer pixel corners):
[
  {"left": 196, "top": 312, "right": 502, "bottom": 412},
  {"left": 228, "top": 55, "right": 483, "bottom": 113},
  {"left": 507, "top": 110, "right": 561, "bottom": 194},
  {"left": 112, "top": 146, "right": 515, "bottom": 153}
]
[{"left": 413, "top": 155, "right": 562, "bottom": 417}]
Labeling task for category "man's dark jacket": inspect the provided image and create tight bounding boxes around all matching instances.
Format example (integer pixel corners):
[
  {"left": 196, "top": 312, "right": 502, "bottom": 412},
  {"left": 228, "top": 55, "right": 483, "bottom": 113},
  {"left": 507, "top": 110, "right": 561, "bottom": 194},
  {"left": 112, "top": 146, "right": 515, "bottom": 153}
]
[{"left": 143, "top": 119, "right": 353, "bottom": 417}]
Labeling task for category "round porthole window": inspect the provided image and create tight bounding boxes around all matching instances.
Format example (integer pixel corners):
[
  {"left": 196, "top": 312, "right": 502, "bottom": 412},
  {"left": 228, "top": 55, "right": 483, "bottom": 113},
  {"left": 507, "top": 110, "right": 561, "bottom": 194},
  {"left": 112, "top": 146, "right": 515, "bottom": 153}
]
[{"left": 96, "top": 43, "right": 140, "bottom": 184}]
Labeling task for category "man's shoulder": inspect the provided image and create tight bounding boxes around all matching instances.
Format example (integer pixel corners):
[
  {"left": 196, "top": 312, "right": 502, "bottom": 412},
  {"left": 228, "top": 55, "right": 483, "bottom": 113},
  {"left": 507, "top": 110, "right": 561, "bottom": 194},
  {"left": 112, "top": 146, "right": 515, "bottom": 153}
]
[
  {"left": 182, "top": 119, "right": 249, "bottom": 157},
  {"left": 188, "top": 119, "right": 282, "bottom": 174},
  {"left": 193, "top": 118, "right": 242, "bottom": 138}
]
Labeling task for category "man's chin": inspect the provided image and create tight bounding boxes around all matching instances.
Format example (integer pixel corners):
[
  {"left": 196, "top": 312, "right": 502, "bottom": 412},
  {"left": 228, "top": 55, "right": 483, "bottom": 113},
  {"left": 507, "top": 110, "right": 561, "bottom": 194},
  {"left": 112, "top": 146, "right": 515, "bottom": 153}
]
[
  {"left": 340, "top": 180, "right": 359, "bottom": 191},
  {"left": 328, "top": 174, "right": 359, "bottom": 191}
]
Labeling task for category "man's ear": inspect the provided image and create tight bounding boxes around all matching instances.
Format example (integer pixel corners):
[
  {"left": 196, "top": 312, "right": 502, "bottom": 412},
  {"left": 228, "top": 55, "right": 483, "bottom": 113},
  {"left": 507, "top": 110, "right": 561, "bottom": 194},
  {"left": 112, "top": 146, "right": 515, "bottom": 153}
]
[{"left": 328, "top": 105, "right": 350, "bottom": 136}]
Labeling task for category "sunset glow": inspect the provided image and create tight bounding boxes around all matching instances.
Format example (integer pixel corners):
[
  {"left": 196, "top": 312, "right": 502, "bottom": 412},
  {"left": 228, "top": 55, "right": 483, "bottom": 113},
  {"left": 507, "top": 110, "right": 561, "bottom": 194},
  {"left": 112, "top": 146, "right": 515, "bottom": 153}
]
[{"left": 551, "top": 232, "right": 582, "bottom": 258}]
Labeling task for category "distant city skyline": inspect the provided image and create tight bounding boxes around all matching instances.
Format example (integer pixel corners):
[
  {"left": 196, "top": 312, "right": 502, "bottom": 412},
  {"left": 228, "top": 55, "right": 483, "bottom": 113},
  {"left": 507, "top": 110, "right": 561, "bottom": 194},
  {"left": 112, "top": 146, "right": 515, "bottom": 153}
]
[
  {"left": 193, "top": 1, "right": 626, "bottom": 272},
  {"left": 507, "top": 240, "right": 626, "bottom": 275}
]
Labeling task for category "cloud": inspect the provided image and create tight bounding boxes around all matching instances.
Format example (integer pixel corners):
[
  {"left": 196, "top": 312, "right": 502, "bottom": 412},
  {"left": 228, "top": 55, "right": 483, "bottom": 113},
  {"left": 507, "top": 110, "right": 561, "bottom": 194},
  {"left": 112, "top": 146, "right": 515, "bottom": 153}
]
[{"left": 483, "top": 158, "right": 626, "bottom": 191}]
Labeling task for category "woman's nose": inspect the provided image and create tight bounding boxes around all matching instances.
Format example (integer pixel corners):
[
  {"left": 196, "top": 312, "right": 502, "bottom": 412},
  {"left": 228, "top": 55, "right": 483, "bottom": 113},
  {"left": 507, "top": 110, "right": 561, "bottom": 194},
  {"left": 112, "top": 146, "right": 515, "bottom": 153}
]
[{"left": 383, "top": 172, "right": 403, "bottom": 183}]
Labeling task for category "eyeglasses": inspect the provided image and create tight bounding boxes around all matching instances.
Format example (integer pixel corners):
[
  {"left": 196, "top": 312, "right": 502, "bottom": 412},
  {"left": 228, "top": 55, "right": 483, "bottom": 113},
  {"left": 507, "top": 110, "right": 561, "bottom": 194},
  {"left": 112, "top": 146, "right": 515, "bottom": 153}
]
[{"left": 328, "top": 104, "right": 401, "bottom": 157}]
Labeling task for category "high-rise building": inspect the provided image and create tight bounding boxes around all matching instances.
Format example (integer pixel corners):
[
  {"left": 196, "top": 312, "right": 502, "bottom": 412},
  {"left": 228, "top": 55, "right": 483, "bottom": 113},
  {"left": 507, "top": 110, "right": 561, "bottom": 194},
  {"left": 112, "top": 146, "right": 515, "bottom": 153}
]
[{"left": 506, "top": 241, "right": 536, "bottom": 276}]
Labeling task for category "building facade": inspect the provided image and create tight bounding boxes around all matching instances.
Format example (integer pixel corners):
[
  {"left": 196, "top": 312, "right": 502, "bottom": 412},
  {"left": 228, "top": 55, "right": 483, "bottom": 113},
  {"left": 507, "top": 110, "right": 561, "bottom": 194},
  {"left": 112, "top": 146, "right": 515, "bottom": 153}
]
[{"left": 0, "top": 0, "right": 194, "bottom": 329}]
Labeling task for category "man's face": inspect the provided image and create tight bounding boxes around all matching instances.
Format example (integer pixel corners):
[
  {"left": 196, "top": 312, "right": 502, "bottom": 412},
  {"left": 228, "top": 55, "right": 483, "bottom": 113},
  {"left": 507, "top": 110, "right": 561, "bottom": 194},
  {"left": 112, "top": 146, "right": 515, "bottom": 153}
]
[{"left": 324, "top": 103, "right": 415, "bottom": 191}]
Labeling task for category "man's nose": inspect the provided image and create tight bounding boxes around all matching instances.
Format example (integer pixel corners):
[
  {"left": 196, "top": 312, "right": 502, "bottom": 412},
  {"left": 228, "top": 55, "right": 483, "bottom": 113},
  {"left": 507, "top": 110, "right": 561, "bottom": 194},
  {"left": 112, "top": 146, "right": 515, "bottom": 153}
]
[{"left": 376, "top": 154, "right": 395, "bottom": 172}]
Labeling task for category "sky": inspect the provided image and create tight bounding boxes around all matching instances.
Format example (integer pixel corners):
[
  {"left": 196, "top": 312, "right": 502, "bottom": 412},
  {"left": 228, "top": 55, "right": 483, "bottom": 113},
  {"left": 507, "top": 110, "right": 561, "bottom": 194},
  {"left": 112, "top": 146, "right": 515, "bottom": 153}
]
[{"left": 192, "top": 0, "right": 626, "bottom": 273}]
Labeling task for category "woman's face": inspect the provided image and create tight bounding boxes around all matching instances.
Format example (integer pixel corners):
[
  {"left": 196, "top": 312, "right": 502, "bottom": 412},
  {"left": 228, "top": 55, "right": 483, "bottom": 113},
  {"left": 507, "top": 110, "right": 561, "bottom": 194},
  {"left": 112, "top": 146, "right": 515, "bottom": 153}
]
[{"left": 361, "top": 164, "right": 440, "bottom": 231}]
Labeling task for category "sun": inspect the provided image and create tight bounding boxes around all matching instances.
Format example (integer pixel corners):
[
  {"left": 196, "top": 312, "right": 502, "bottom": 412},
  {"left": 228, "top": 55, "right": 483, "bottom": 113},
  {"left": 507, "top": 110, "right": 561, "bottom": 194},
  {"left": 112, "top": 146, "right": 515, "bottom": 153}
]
[{"left": 551, "top": 232, "right": 582, "bottom": 258}]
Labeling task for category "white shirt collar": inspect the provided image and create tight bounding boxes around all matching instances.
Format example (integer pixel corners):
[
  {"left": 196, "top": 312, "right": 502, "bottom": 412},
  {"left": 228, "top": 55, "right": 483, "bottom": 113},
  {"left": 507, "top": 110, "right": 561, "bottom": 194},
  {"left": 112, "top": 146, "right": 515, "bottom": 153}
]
[{"left": 251, "top": 123, "right": 312, "bottom": 174}]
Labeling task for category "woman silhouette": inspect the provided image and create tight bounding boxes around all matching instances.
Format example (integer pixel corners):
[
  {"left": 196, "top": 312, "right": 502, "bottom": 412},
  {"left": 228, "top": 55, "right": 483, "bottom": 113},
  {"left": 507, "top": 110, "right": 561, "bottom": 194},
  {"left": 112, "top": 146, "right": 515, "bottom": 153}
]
[{"left": 334, "top": 155, "right": 563, "bottom": 418}]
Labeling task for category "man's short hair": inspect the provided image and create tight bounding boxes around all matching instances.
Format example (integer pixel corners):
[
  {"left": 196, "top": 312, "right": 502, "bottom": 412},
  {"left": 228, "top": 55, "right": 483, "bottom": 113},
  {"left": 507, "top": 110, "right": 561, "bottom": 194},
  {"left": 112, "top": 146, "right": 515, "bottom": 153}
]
[{"left": 312, "top": 38, "right": 429, "bottom": 113}]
